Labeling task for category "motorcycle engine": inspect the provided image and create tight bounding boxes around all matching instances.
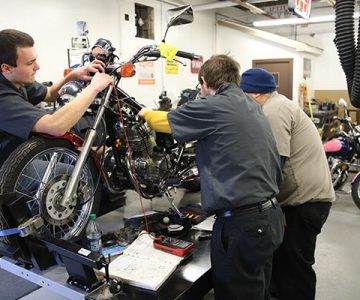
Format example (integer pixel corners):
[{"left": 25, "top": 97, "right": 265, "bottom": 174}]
[
  {"left": 133, "top": 155, "right": 168, "bottom": 185},
  {"left": 115, "top": 121, "right": 168, "bottom": 185}
]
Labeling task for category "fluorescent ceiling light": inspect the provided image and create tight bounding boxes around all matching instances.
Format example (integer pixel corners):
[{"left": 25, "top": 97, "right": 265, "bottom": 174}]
[
  {"left": 193, "top": 1, "right": 237, "bottom": 11},
  {"left": 254, "top": 12, "right": 360, "bottom": 27}
]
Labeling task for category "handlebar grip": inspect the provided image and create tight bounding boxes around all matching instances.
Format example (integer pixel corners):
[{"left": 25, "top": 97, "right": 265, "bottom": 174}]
[
  {"left": 176, "top": 50, "right": 201, "bottom": 60},
  {"left": 146, "top": 50, "right": 161, "bottom": 58}
]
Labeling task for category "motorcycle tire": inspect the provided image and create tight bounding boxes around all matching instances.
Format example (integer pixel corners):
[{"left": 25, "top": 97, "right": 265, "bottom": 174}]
[
  {"left": 0, "top": 137, "right": 101, "bottom": 242},
  {"left": 331, "top": 166, "right": 348, "bottom": 190},
  {"left": 351, "top": 175, "right": 360, "bottom": 209}
]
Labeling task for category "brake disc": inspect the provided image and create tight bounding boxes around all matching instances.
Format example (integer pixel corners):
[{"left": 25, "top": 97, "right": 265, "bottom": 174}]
[{"left": 40, "top": 175, "right": 80, "bottom": 226}]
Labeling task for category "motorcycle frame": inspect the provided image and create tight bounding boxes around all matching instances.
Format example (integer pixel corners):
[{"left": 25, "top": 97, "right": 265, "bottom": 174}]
[{"left": 42, "top": 77, "right": 192, "bottom": 212}]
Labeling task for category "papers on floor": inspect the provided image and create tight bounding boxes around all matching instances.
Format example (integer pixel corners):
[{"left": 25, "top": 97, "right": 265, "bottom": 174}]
[
  {"left": 192, "top": 215, "right": 215, "bottom": 232},
  {"left": 105, "top": 232, "right": 183, "bottom": 291}
]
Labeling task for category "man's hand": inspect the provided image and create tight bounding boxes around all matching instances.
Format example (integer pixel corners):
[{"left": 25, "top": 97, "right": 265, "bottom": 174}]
[
  {"left": 69, "top": 60, "right": 105, "bottom": 81},
  {"left": 138, "top": 108, "right": 151, "bottom": 118},
  {"left": 89, "top": 72, "right": 114, "bottom": 93}
]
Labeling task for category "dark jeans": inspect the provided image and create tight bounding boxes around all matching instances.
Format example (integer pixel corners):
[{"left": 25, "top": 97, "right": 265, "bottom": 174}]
[
  {"left": 211, "top": 200, "right": 284, "bottom": 300},
  {"left": 272, "top": 202, "right": 332, "bottom": 300}
]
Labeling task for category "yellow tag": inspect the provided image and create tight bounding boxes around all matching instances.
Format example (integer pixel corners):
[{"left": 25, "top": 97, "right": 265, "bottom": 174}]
[
  {"left": 166, "top": 60, "right": 179, "bottom": 74},
  {"left": 159, "top": 42, "right": 178, "bottom": 61}
]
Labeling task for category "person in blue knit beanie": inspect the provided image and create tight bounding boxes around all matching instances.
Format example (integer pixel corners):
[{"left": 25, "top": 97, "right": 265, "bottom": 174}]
[{"left": 241, "top": 67, "right": 335, "bottom": 300}]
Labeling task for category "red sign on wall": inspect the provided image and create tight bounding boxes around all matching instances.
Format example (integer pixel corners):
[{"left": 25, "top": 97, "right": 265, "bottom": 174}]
[{"left": 191, "top": 56, "right": 203, "bottom": 74}]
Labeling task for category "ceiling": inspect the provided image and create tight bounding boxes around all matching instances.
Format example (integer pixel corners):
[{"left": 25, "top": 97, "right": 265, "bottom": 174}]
[{"left": 159, "top": 0, "right": 343, "bottom": 38}]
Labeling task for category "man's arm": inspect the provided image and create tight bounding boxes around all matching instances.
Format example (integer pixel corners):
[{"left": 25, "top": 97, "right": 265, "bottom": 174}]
[
  {"left": 138, "top": 109, "right": 171, "bottom": 133},
  {"left": 43, "top": 60, "right": 105, "bottom": 102},
  {"left": 32, "top": 72, "right": 113, "bottom": 136}
]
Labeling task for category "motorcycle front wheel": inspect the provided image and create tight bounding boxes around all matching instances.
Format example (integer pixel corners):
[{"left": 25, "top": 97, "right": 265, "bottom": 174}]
[
  {"left": 0, "top": 137, "right": 101, "bottom": 241},
  {"left": 331, "top": 165, "right": 349, "bottom": 190},
  {"left": 351, "top": 175, "right": 360, "bottom": 209}
]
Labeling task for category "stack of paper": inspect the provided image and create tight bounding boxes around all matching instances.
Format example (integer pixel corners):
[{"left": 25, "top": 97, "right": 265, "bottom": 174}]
[
  {"left": 192, "top": 215, "right": 215, "bottom": 232},
  {"left": 106, "top": 233, "right": 183, "bottom": 291}
]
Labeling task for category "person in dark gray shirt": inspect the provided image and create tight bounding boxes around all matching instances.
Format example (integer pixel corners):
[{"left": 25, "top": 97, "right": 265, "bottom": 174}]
[
  {"left": 139, "top": 55, "right": 285, "bottom": 300},
  {"left": 0, "top": 29, "right": 113, "bottom": 166}
]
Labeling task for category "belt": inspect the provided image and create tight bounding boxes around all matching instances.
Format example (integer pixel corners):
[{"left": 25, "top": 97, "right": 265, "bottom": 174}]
[{"left": 216, "top": 198, "right": 276, "bottom": 218}]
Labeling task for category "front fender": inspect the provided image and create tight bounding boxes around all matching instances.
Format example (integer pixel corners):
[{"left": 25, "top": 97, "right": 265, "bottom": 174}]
[{"left": 37, "top": 132, "right": 84, "bottom": 150}]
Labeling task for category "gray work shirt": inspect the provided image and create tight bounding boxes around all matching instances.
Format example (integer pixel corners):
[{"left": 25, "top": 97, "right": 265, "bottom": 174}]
[
  {"left": 168, "top": 83, "right": 282, "bottom": 213},
  {"left": 0, "top": 73, "right": 47, "bottom": 166},
  {"left": 262, "top": 92, "right": 335, "bottom": 206}
]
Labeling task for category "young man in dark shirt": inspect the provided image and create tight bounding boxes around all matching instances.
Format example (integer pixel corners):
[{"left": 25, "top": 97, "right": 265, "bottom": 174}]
[
  {"left": 139, "top": 55, "right": 285, "bottom": 300},
  {"left": 0, "top": 29, "right": 113, "bottom": 166}
]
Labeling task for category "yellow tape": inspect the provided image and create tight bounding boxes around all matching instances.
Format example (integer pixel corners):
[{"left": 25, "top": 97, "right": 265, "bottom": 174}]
[{"left": 159, "top": 42, "right": 178, "bottom": 61}]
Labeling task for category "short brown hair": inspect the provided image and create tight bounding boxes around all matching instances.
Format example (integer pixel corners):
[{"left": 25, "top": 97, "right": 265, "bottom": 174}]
[
  {"left": 0, "top": 29, "right": 34, "bottom": 68},
  {"left": 198, "top": 55, "right": 240, "bottom": 90}
]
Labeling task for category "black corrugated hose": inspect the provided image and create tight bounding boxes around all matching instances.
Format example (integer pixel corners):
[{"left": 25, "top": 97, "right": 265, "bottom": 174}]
[
  {"left": 351, "top": 7, "right": 360, "bottom": 106},
  {"left": 334, "top": 0, "right": 360, "bottom": 107}
]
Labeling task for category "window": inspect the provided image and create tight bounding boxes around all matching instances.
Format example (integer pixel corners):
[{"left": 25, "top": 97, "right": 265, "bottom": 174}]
[{"left": 135, "top": 3, "right": 154, "bottom": 40}]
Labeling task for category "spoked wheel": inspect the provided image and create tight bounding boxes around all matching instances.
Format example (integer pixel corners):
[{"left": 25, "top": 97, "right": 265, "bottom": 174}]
[
  {"left": 351, "top": 174, "right": 360, "bottom": 209},
  {"left": 331, "top": 165, "right": 349, "bottom": 190},
  {"left": 0, "top": 137, "right": 101, "bottom": 241}
]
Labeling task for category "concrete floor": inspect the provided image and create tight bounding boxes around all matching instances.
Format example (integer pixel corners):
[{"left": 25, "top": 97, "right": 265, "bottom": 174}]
[
  {"left": 1, "top": 184, "right": 360, "bottom": 299},
  {"left": 314, "top": 183, "right": 360, "bottom": 300}
]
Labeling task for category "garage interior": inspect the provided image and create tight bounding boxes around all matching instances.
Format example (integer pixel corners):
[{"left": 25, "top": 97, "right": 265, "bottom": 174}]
[{"left": 0, "top": 0, "right": 360, "bottom": 299}]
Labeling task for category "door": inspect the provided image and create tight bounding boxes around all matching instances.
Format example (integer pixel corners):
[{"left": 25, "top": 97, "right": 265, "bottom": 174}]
[{"left": 252, "top": 58, "right": 293, "bottom": 100}]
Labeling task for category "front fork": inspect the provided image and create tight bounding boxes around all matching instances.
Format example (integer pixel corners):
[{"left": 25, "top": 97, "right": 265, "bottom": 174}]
[{"left": 59, "top": 86, "right": 114, "bottom": 208}]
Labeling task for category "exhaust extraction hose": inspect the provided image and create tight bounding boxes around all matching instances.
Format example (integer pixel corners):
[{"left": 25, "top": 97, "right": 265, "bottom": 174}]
[{"left": 334, "top": 0, "right": 360, "bottom": 107}]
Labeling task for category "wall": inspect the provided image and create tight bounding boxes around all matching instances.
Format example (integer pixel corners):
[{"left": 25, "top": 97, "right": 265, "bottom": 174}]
[
  {"left": 0, "top": 0, "right": 121, "bottom": 83},
  {"left": 216, "top": 25, "right": 349, "bottom": 102},
  {"left": 0, "top": 0, "right": 215, "bottom": 108},
  {"left": 298, "top": 32, "right": 348, "bottom": 91},
  {"left": 116, "top": 0, "right": 216, "bottom": 106},
  {"left": 216, "top": 24, "right": 305, "bottom": 102}
]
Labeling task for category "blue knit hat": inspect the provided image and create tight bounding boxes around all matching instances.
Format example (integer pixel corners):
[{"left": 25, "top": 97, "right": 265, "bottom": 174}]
[{"left": 240, "top": 68, "right": 276, "bottom": 93}]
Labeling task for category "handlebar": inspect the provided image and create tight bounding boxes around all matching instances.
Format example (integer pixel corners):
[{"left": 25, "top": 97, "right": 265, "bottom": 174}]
[
  {"left": 176, "top": 50, "right": 200, "bottom": 60},
  {"left": 130, "top": 46, "right": 201, "bottom": 63},
  {"left": 143, "top": 49, "right": 200, "bottom": 61},
  {"left": 146, "top": 50, "right": 161, "bottom": 58},
  {"left": 333, "top": 116, "right": 352, "bottom": 124}
]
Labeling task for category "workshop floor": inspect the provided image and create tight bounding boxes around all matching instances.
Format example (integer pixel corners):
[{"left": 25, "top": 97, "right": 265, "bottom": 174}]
[{"left": 1, "top": 183, "right": 360, "bottom": 300}]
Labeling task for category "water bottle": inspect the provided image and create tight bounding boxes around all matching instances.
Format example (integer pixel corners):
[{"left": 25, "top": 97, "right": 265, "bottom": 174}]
[{"left": 86, "top": 214, "right": 102, "bottom": 252}]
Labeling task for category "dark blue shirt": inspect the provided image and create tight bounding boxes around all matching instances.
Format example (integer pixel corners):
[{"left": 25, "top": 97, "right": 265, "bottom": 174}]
[
  {"left": 168, "top": 83, "right": 282, "bottom": 213},
  {"left": 0, "top": 73, "right": 47, "bottom": 166}
]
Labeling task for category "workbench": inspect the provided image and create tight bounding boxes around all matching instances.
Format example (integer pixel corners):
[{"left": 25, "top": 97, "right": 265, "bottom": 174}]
[{"left": 0, "top": 229, "right": 212, "bottom": 299}]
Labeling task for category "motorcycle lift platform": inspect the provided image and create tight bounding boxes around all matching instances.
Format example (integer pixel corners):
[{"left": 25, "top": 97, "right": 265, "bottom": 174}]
[{"left": 0, "top": 256, "right": 89, "bottom": 300}]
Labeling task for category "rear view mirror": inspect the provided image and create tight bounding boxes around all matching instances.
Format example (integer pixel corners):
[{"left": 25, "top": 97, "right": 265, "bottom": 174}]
[
  {"left": 167, "top": 5, "right": 194, "bottom": 27},
  {"left": 162, "top": 5, "right": 193, "bottom": 42}
]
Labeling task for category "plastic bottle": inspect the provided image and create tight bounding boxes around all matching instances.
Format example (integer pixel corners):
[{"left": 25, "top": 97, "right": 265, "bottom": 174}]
[{"left": 86, "top": 214, "right": 102, "bottom": 252}]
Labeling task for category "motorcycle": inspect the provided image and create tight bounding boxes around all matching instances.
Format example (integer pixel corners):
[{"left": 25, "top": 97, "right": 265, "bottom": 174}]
[
  {"left": 177, "top": 85, "right": 200, "bottom": 107},
  {"left": 0, "top": 5, "right": 200, "bottom": 242},
  {"left": 323, "top": 99, "right": 360, "bottom": 190}
]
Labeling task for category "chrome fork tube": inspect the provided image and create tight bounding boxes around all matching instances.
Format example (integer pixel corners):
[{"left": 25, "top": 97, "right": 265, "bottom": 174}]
[
  {"left": 35, "top": 152, "right": 60, "bottom": 200},
  {"left": 60, "top": 86, "right": 113, "bottom": 207}
]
